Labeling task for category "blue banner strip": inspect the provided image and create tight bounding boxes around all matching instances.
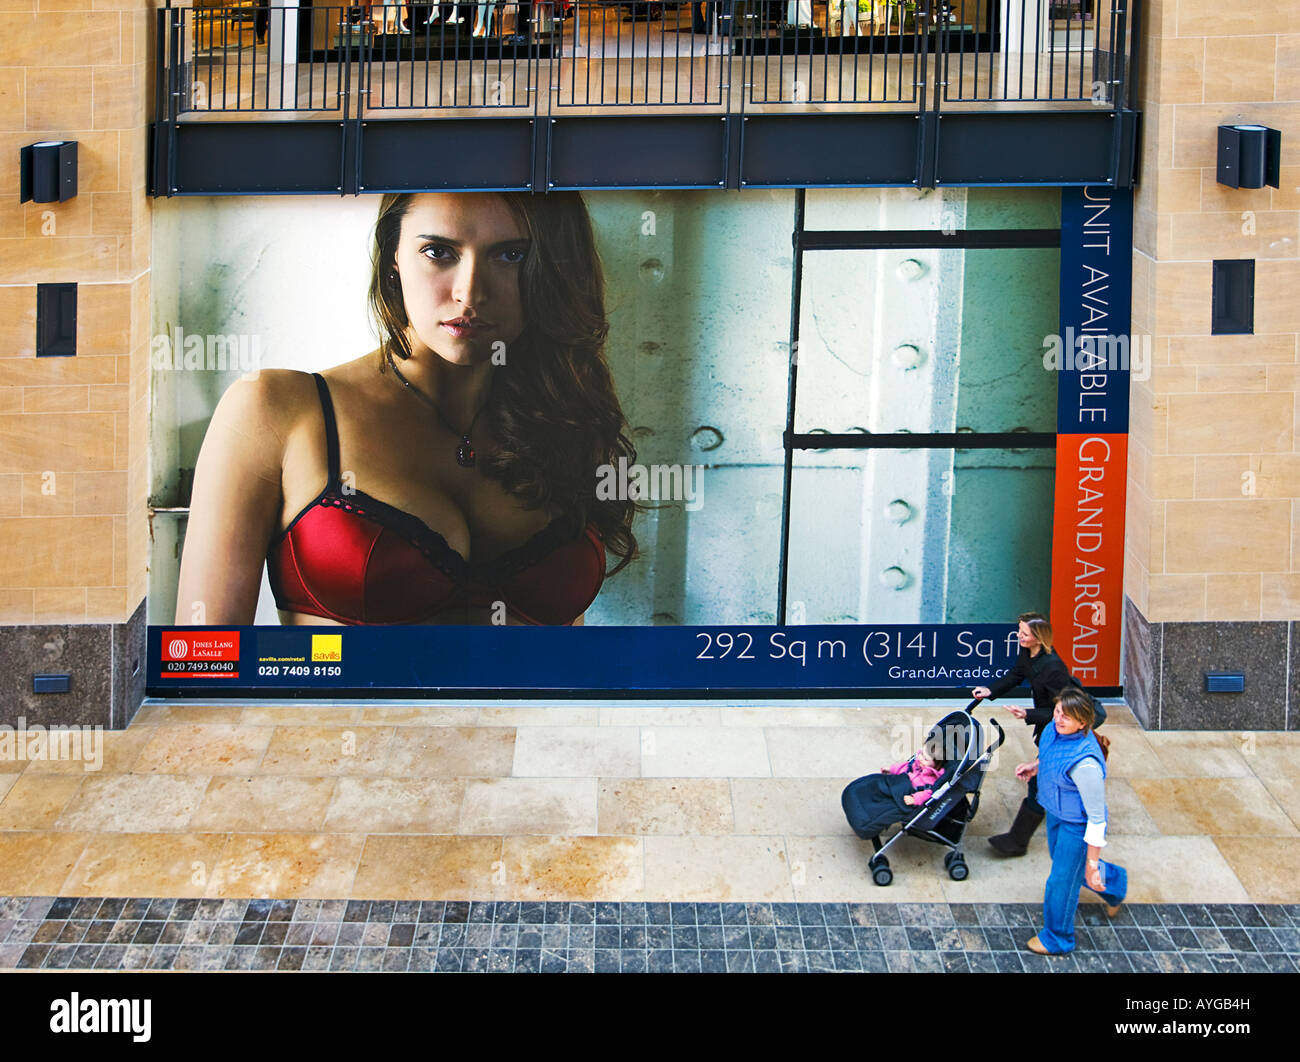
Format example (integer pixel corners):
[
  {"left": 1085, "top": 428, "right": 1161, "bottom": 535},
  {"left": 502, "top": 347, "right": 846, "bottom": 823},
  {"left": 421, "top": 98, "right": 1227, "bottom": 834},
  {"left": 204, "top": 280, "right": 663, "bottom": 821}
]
[
  {"left": 1057, "top": 186, "right": 1134, "bottom": 435},
  {"left": 149, "top": 623, "right": 1025, "bottom": 694}
]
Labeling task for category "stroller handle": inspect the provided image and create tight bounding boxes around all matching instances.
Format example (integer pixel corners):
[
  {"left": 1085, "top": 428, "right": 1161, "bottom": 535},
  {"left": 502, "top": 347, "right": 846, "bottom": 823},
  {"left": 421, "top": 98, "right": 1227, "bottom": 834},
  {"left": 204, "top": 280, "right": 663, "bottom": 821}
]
[
  {"left": 961, "top": 695, "right": 1005, "bottom": 754},
  {"left": 987, "top": 716, "right": 1005, "bottom": 754}
]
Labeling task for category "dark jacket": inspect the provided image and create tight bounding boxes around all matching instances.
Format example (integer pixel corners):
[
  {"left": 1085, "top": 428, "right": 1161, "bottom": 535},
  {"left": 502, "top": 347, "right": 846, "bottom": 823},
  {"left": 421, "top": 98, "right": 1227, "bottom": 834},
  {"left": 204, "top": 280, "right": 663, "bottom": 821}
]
[{"left": 984, "top": 646, "right": 1105, "bottom": 744}]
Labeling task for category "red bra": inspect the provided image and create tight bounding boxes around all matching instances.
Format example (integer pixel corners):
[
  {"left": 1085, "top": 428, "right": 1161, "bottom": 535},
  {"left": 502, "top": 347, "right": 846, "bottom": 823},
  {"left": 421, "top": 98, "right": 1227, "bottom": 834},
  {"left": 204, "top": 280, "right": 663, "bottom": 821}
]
[{"left": 266, "top": 373, "right": 605, "bottom": 625}]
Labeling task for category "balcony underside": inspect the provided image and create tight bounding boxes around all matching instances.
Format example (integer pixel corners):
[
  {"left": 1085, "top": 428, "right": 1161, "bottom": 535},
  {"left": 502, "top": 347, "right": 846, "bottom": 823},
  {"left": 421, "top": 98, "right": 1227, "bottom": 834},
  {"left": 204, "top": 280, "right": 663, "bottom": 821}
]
[{"left": 151, "top": 108, "right": 1137, "bottom": 194}]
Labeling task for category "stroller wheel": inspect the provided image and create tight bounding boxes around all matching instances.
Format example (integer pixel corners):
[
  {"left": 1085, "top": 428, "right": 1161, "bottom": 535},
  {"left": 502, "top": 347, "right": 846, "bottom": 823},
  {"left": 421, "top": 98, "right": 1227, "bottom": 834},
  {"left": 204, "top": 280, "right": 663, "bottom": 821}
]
[
  {"left": 947, "top": 858, "right": 969, "bottom": 882},
  {"left": 872, "top": 865, "right": 893, "bottom": 887}
]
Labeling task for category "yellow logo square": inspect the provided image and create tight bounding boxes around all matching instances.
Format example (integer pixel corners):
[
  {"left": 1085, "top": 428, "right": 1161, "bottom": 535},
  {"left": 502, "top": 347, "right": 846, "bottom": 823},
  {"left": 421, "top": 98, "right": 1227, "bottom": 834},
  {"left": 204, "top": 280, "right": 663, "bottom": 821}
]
[{"left": 311, "top": 634, "right": 342, "bottom": 662}]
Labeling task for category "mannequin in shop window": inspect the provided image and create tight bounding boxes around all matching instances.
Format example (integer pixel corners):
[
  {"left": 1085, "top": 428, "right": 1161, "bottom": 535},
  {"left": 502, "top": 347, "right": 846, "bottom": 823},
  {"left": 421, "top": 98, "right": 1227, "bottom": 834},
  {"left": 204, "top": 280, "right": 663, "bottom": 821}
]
[
  {"left": 690, "top": 1, "right": 735, "bottom": 35},
  {"left": 472, "top": 0, "right": 498, "bottom": 35}
]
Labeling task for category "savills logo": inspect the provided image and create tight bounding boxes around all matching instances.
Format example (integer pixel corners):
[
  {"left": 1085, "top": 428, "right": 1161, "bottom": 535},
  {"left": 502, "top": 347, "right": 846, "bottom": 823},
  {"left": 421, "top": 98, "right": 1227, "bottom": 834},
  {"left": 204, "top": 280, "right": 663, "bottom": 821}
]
[{"left": 311, "top": 635, "right": 342, "bottom": 662}]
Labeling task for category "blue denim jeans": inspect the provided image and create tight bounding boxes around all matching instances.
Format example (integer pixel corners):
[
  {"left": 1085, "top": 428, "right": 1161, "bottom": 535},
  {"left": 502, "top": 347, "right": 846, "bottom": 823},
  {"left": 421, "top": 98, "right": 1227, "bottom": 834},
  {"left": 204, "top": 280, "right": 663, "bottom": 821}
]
[{"left": 1038, "top": 813, "right": 1127, "bottom": 953}]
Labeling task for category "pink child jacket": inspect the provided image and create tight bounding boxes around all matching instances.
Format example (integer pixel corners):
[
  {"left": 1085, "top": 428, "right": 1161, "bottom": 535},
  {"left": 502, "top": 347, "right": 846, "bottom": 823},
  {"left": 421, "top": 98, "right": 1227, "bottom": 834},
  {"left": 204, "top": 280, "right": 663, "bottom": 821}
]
[{"left": 885, "top": 756, "right": 943, "bottom": 804}]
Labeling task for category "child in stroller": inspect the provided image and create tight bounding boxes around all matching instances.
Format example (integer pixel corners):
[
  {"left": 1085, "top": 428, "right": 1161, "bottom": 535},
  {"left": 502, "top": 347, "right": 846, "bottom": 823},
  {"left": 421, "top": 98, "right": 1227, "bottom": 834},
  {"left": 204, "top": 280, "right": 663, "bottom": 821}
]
[
  {"left": 841, "top": 702, "right": 1004, "bottom": 886},
  {"left": 882, "top": 736, "right": 944, "bottom": 807}
]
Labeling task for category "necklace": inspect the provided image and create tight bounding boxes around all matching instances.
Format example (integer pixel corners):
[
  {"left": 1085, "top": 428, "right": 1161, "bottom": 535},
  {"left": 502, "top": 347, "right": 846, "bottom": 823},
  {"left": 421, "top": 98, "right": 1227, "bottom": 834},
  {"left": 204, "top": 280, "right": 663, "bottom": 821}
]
[{"left": 385, "top": 349, "right": 486, "bottom": 468}]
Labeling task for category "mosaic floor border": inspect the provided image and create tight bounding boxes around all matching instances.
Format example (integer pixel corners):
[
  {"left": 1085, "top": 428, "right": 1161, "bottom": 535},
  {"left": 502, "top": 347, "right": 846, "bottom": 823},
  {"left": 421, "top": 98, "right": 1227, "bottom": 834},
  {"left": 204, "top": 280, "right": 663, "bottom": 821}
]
[{"left": 2, "top": 898, "right": 1298, "bottom": 973}]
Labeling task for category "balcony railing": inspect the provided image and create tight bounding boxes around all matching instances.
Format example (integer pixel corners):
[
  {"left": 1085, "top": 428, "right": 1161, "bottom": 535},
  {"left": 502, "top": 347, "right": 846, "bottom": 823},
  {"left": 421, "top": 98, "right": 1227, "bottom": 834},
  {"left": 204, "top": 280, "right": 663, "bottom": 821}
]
[{"left": 160, "top": 0, "right": 1138, "bottom": 120}]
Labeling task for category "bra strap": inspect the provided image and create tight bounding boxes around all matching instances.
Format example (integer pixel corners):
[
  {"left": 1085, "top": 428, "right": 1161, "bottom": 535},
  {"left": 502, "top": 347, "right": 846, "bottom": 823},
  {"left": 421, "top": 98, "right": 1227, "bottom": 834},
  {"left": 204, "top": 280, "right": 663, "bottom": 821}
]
[{"left": 311, "top": 373, "right": 342, "bottom": 485}]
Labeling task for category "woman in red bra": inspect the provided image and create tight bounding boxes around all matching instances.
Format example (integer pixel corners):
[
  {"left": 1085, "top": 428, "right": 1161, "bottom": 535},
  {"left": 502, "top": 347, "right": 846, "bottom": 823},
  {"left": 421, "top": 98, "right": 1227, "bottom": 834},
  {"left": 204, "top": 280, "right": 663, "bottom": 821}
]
[{"left": 175, "top": 191, "right": 638, "bottom": 626}]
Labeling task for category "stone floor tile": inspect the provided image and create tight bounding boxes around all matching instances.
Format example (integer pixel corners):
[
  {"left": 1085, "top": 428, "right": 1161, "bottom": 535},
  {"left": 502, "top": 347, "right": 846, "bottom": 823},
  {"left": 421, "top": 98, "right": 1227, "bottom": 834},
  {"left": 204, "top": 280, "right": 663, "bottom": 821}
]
[
  {"left": 0, "top": 775, "right": 84, "bottom": 829},
  {"left": 459, "top": 779, "right": 598, "bottom": 836},
  {"left": 352, "top": 835, "right": 504, "bottom": 900},
  {"left": 188, "top": 777, "right": 337, "bottom": 833},
  {"left": 500, "top": 836, "right": 644, "bottom": 902},
  {"left": 132, "top": 724, "right": 272, "bottom": 776},
  {"left": 1212, "top": 838, "right": 1300, "bottom": 904},
  {"left": 640, "top": 727, "right": 771, "bottom": 778},
  {"left": 1142, "top": 732, "right": 1254, "bottom": 779},
  {"left": 642, "top": 835, "right": 792, "bottom": 902},
  {"left": 258, "top": 726, "right": 395, "bottom": 776},
  {"left": 322, "top": 778, "right": 464, "bottom": 833},
  {"left": 597, "top": 778, "right": 733, "bottom": 835},
  {"left": 56, "top": 775, "right": 210, "bottom": 833},
  {"left": 1130, "top": 777, "right": 1298, "bottom": 837},
  {"left": 789, "top": 834, "right": 947, "bottom": 902},
  {"left": 730, "top": 778, "right": 855, "bottom": 836},
  {"left": 764, "top": 727, "right": 899, "bottom": 778},
  {"left": 1102, "top": 836, "right": 1251, "bottom": 903},
  {"left": 62, "top": 833, "right": 226, "bottom": 898},
  {"left": 204, "top": 834, "right": 365, "bottom": 899},
  {"left": 513, "top": 727, "right": 641, "bottom": 778}
]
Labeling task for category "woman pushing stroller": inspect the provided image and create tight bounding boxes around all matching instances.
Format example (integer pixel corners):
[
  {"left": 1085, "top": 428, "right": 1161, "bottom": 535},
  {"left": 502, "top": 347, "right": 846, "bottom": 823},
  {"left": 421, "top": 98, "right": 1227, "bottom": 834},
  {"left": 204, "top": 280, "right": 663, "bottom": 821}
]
[{"left": 972, "top": 612, "right": 1105, "bottom": 856}]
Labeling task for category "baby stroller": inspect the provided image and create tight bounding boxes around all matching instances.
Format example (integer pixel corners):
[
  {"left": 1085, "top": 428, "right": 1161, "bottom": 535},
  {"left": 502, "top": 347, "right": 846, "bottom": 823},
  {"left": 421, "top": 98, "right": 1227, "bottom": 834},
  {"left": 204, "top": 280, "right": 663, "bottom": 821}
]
[{"left": 841, "top": 699, "right": 1004, "bottom": 886}]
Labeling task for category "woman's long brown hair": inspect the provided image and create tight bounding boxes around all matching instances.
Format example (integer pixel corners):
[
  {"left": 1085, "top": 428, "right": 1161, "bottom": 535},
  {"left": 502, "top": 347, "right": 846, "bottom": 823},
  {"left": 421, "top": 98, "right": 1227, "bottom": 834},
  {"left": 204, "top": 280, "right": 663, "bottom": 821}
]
[{"left": 368, "top": 192, "right": 638, "bottom": 574}]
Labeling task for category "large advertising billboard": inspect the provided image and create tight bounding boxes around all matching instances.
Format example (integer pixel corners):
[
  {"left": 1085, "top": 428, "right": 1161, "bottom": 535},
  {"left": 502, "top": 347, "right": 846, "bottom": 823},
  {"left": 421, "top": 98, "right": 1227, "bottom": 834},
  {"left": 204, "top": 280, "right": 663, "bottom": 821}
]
[{"left": 147, "top": 185, "right": 1130, "bottom": 696}]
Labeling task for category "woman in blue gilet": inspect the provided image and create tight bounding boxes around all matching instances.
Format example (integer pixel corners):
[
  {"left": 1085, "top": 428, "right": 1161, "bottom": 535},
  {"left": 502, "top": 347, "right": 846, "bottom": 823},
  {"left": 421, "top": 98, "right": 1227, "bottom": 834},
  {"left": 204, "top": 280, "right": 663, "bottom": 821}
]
[{"left": 1014, "top": 686, "right": 1127, "bottom": 955}]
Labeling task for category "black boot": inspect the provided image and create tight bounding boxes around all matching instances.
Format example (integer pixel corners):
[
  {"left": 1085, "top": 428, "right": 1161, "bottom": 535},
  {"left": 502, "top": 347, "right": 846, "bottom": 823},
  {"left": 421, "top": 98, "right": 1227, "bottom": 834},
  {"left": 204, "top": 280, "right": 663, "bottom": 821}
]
[{"left": 988, "top": 798, "right": 1045, "bottom": 857}]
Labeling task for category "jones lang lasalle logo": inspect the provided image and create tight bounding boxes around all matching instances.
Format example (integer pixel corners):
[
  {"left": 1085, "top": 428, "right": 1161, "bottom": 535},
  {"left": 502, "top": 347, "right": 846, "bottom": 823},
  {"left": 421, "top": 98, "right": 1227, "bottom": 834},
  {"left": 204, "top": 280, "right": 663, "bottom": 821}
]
[
  {"left": 161, "top": 632, "right": 240, "bottom": 661},
  {"left": 160, "top": 631, "right": 240, "bottom": 678}
]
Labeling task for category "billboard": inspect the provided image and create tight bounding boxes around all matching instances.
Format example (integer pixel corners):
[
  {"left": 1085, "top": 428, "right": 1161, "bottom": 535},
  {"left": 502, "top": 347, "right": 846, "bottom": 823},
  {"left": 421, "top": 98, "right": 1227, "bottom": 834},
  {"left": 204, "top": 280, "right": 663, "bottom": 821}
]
[{"left": 147, "top": 185, "right": 1128, "bottom": 695}]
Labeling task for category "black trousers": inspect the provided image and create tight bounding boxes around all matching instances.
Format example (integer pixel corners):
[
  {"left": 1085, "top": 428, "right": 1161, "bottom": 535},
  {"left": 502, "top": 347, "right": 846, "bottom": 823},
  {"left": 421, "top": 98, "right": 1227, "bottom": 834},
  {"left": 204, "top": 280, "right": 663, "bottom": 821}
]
[{"left": 692, "top": 2, "right": 734, "bottom": 32}]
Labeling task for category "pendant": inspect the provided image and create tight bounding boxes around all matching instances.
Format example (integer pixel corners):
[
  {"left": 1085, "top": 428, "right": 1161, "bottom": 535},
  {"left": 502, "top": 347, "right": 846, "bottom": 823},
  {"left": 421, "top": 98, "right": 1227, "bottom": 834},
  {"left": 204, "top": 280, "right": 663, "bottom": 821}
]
[{"left": 456, "top": 436, "right": 476, "bottom": 468}]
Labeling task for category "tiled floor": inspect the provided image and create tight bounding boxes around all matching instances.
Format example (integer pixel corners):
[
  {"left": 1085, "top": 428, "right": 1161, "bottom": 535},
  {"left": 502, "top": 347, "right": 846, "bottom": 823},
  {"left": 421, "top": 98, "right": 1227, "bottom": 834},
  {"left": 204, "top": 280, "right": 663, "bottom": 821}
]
[
  {"left": 2, "top": 700, "right": 1298, "bottom": 970},
  {"left": 5, "top": 897, "right": 1298, "bottom": 973}
]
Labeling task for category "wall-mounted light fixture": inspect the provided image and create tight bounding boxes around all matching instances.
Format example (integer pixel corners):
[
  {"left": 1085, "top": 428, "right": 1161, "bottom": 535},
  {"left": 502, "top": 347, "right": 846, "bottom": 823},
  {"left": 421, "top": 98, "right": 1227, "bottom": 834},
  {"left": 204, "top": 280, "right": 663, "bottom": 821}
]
[
  {"left": 1216, "top": 125, "right": 1281, "bottom": 190},
  {"left": 19, "top": 140, "right": 78, "bottom": 203},
  {"left": 1205, "top": 672, "right": 1246, "bottom": 694}
]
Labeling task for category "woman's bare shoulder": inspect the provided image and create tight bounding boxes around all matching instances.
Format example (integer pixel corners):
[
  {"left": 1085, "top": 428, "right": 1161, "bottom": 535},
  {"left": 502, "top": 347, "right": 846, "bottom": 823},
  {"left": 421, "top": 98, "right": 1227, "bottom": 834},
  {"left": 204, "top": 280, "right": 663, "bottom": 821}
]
[
  {"left": 318, "top": 351, "right": 384, "bottom": 391},
  {"left": 209, "top": 368, "right": 323, "bottom": 437}
]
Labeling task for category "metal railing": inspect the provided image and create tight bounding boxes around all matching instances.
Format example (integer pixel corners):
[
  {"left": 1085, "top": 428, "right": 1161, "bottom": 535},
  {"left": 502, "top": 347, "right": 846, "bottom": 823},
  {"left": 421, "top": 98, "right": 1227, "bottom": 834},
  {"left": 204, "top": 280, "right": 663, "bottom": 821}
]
[{"left": 159, "top": 1, "right": 1139, "bottom": 120}]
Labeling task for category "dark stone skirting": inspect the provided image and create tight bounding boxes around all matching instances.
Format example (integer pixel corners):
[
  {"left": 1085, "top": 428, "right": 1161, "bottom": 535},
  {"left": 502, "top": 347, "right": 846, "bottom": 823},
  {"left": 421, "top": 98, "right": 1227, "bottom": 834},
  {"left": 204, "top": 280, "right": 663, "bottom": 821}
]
[
  {"left": 2, "top": 898, "right": 1297, "bottom": 973},
  {"left": 1123, "top": 596, "right": 1293, "bottom": 730},
  {"left": 0, "top": 597, "right": 147, "bottom": 731}
]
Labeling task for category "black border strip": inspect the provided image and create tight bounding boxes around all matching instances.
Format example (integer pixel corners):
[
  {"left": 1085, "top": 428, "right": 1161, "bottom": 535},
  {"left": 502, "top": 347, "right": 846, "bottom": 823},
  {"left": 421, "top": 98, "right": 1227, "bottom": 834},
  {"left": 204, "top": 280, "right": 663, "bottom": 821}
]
[
  {"left": 801, "top": 228, "right": 1062, "bottom": 250},
  {"left": 147, "top": 685, "right": 1125, "bottom": 700}
]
